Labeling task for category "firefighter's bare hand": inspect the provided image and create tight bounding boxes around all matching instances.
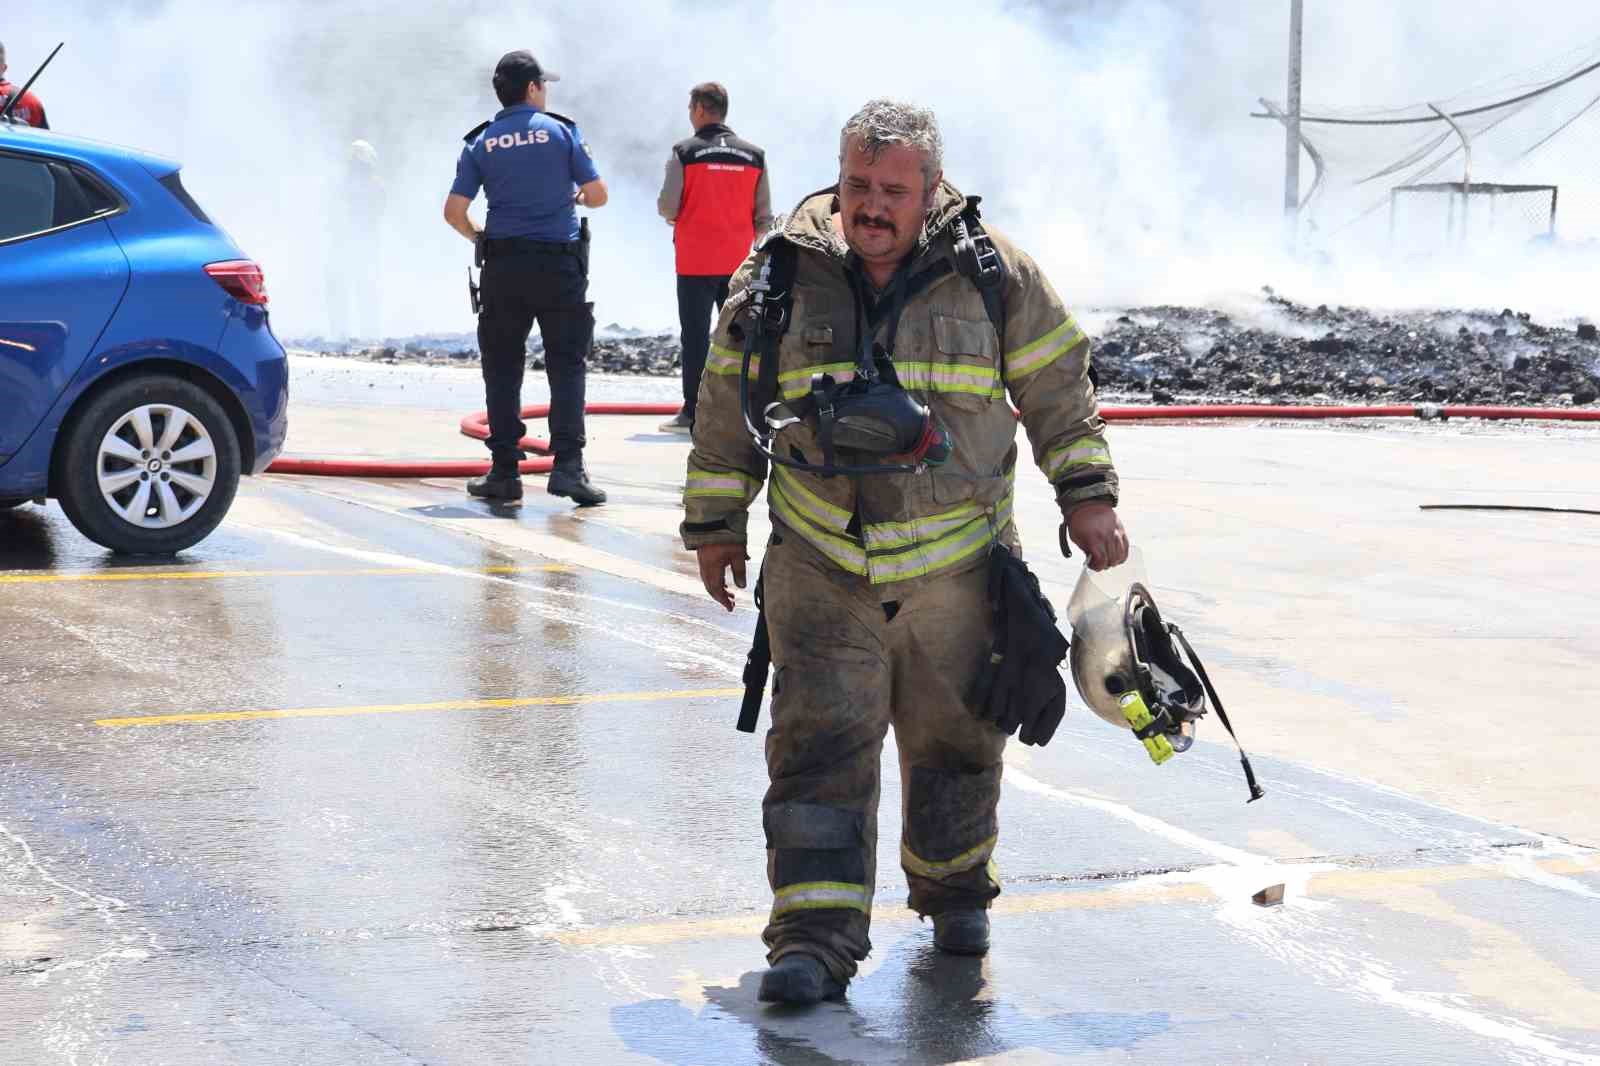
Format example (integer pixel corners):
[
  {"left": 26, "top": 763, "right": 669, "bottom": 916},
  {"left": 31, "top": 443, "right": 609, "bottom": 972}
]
[
  {"left": 696, "top": 543, "right": 749, "bottom": 612},
  {"left": 1064, "top": 502, "right": 1129, "bottom": 571}
]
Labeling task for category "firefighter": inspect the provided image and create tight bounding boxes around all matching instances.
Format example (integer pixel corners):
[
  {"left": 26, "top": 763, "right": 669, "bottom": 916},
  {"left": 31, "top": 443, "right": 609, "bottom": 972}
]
[
  {"left": 681, "top": 99, "right": 1128, "bottom": 1004},
  {"left": 656, "top": 81, "right": 773, "bottom": 433},
  {"left": 444, "top": 50, "right": 608, "bottom": 506}
]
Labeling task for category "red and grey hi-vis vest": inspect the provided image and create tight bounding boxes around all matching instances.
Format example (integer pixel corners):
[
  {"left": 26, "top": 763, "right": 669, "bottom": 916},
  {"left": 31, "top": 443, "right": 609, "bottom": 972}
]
[{"left": 670, "top": 124, "right": 766, "bottom": 276}]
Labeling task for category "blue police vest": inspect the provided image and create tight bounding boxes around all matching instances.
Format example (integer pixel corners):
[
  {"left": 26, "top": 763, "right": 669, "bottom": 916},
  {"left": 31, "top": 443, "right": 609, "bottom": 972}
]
[{"left": 451, "top": 105, "right": 600, "bottom": 242}]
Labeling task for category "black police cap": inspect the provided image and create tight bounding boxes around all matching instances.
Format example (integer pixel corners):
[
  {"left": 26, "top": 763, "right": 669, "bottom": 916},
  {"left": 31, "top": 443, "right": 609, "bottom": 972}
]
[{"left": 494, "top": 50, "right": 560, "bottom": 87}]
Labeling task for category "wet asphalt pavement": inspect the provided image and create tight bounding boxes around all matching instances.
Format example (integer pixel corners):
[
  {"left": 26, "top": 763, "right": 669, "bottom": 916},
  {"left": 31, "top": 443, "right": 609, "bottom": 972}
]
[{"left": 3, "top": 418, "right": 1600, "bottom": 1065}]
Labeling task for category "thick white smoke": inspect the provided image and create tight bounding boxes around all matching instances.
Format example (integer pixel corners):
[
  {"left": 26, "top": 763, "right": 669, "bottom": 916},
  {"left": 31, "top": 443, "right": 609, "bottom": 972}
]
[{"left": 7, "top": 1, "right": 1600, "bottom": 337}]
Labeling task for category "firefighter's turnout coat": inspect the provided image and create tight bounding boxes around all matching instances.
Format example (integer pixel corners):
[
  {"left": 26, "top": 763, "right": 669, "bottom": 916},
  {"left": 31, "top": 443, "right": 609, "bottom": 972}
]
[{"left": 681, "top": 182, "right": 1119, "bottom": 587}]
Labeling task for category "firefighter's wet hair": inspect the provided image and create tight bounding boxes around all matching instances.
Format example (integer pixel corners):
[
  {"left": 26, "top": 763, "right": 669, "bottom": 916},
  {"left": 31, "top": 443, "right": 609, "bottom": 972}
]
[{"left": 839, "top": 99, "right": 943, "bottom": 187}]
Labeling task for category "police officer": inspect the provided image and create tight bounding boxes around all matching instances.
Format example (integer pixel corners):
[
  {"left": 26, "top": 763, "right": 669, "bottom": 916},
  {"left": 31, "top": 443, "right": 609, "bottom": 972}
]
[{"left": 444, "top": 50, "right": 608, "bottom": 505}]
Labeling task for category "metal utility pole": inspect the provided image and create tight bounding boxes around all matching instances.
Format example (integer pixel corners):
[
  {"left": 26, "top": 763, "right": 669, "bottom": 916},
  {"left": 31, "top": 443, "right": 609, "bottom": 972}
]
[{"left": 1285, "top": 0, "right": 1305, "bottom": 233}]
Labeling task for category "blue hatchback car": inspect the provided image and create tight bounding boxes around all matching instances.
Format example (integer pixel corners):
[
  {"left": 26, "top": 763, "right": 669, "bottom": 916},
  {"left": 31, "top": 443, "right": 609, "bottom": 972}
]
[{"left": 0, "top": 120, "right": 288, "bottom": 553}]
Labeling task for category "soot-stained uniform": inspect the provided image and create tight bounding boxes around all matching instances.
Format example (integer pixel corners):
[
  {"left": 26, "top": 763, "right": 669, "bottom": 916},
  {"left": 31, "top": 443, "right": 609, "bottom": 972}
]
[{"left": 680, "top": 181, "right": 1120, "bottom": 982}]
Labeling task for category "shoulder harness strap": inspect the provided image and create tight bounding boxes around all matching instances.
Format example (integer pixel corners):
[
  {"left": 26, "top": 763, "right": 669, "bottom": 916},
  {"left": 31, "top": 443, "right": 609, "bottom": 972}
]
[
  {"left": 748, "top": 234, "right": 799, "bottom": 412},
  {"left": 950, "top": 196, "right": 1008, "bottom": 355}
]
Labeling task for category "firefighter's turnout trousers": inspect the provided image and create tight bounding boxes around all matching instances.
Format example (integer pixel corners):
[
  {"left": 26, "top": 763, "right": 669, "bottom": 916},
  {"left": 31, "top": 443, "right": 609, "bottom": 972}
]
[{"left": 760, "top": 524, "right": 1005, "bottom": 983}]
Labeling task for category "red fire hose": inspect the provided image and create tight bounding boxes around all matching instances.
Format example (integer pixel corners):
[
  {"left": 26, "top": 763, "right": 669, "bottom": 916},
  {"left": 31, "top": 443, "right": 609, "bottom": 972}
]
[
  {"left": 265, "top": 400, "right": 1598, "bottom": 478},
  {"left": 266, "top": 402, "right": 678, "bottom": 476}
]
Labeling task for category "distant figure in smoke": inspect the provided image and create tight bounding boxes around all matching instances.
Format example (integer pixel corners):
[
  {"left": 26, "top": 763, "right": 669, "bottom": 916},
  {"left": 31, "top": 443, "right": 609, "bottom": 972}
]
[
  {"left": 327, "top": 139, "right": 385, "bottom": 343},
  {"left": 656, "top": 82, "right": 772, "bottom": 433},
  {"left": 444, "top": 50, "right": 609, "bottom": 506},
  {"left": 0, "top": 41, "right": 50, "bottom": 128}
]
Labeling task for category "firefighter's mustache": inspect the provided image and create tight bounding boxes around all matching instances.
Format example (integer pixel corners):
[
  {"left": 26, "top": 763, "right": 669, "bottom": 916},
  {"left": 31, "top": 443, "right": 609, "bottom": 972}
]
[{"left": 853, "top": 213, "right": 897, "bottom": 234}]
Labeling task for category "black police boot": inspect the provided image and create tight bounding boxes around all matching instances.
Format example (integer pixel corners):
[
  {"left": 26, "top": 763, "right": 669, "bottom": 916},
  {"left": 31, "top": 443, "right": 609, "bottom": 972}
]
[
  {"left": 547, "top": 454, "right": 606, "bottom": 507},
  {"left": 757, "top": 953, "right": 846, "bottom": 1005},
  {"left": 467, "top": 462, "right": 523, "bottom": 501},
  {"left": 932, "top": 909, "right": 991, "bottom": 956}
]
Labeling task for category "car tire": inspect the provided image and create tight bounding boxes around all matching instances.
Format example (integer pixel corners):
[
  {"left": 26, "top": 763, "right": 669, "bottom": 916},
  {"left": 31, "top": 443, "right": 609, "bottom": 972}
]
[{"left": 56, "top": 375, "right": 242, "bottom": 555}]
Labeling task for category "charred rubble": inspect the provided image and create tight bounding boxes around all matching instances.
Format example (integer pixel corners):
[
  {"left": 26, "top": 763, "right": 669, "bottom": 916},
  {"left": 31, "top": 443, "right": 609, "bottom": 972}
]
[
  {"left": 287, "top": 326, "right": 679, "bottom": 376},
  {"left": 288, "top": 293, "right": 1600, "bottom": 407},
  {"left": 1093, "top": 290, "right": 1600, "bottom": 407}
]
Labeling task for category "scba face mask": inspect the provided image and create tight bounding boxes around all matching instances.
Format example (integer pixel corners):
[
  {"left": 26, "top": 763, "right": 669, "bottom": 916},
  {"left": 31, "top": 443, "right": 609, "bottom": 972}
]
[
  {"left": 736, "top": 228, "right": 982, "bottom": 480},
  {"left": 1066, "top": 549, "right": 1265, "bottom": 802},
  {"left": 762, "top": 354, "right": 954, "bottom": 476}
]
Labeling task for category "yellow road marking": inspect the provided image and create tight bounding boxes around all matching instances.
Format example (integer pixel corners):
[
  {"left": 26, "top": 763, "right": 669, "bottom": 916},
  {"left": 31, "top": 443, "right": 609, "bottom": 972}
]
[
  {"left": 95, "top": 686, "right": 743, "bottom": 728},
  {"left": 554, "top": 854, "right": 1600, "bottom": 947},
  {"left": 0, "top": 564, "right": 567, "bottom": 585}
]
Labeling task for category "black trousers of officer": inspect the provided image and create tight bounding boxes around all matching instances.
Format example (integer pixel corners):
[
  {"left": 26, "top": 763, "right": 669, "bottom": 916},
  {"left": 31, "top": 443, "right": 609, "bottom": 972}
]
[
  {"left": 676, "top": 274, "right": 731, "bottom": 421},
  {"left": 477, "top": 247, "right": 595, "bottom": 467}
]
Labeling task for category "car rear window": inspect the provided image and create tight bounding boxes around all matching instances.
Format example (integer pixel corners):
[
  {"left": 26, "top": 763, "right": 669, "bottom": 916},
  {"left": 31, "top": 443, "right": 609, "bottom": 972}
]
[
  {"left": 0, "top": 154, "right": 55, "bottom": 238},
  {"left": 0, "top": 154, "right": 121, "bottom": 241},
  {"left": 158, "top": 170, "right": 212, "bottom": 225}
]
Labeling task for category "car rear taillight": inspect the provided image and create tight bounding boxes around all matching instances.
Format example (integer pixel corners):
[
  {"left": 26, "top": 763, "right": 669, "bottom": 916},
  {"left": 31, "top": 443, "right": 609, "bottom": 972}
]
[{"left": 204, "top": 260, "right": 269, "bottom": 305}]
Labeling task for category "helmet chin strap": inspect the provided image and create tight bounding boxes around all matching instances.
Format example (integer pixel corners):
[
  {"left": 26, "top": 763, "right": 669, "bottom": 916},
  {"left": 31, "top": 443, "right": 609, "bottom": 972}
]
[{"left": 1124, "top": 582, "right": 1265, "bottom": 803}]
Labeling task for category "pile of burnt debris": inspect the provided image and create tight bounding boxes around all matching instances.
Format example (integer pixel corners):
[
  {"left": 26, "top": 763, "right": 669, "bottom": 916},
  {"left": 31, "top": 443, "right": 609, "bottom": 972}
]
[
  {"left": 287, "top": 291, "right": 1600, "bottom": 406},
  {"left": 1093, "top": 289, "right": 1600, "bottom": 406},
  {"left": 287, "top": 326, "right": 678, "bottom": 376}
]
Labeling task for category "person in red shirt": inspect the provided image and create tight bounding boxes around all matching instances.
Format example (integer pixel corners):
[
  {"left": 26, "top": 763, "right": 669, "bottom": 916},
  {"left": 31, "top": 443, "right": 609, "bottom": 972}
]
[
  {"left": 657, "top": 82, "right": 772, "bottom": 432},
  {"left": 0, "top": 42, "right": 50, "bottom": 129}
]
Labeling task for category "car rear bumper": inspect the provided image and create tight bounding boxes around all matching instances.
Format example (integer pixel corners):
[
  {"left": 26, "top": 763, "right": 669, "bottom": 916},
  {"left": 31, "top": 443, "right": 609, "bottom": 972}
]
[{"left": 220, "top": 309, "right": 289, "bottom": 474}]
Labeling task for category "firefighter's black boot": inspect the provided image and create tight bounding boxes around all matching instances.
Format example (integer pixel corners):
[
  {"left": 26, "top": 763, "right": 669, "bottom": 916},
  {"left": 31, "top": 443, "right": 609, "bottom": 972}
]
[
  {"left": 467, "top": 461, "right": 523, "bottom": 501},
  {"left": 547, "top": 453, "right": 606, "bottom": 507},
  {"left": 757, "top": 953, "right": 845, "bottom": 1005},
  {"left": 932, "top": 909, "right": 991, "bottom": 956}
]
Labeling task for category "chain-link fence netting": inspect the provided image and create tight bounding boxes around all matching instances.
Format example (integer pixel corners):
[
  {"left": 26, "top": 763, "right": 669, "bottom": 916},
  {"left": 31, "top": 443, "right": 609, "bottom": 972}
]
[
  {"left": 1263, "top": 36, "right": 1600, "bottom": 254},
  {"left": 1389, "top": 183, "right": 1558, "bottom": 252}
]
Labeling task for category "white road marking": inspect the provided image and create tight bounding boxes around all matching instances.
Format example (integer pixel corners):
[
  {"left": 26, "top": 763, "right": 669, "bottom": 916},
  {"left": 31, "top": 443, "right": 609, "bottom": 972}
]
[
  {"left": 247, "top": 526, "right": 744, "bottom": 679},
  {"left": 0, "top": 822, "right": 127, "bottom": 923},
  {"left": 1011, "top": 768, "right": 1600, "bottom": 1064}
]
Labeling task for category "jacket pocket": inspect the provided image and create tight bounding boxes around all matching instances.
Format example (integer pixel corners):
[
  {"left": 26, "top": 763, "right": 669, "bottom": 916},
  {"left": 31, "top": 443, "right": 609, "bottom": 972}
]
[
  {"left": 930, "top": 470, "right": 1007, "bottom": 506},
  {"left": 929, "top": 313, "right": 1001, "bottom": 411}
]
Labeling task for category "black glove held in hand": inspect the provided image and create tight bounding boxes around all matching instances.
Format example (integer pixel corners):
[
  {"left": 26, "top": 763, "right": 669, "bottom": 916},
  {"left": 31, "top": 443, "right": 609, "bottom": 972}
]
[{"left": 968, "top": 545, "right": 1070, "bottom": 747}]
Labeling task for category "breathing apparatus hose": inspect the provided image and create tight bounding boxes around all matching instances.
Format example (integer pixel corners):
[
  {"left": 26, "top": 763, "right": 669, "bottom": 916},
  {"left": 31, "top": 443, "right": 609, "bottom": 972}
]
[{"left": 262, "top": 399, "right": 1598, "bottom": 478}]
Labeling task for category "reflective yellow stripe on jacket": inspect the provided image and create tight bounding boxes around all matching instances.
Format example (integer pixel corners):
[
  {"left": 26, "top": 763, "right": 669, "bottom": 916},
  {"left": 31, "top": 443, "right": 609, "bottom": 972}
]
[
  {"left": 1044, "top": 439, "right": 1112, "bottom": 482},
  {"left": 684, "top": 469, "right": 763, "bottom": 502},
  {"left": 862, "top": 497, "right": 991, "bottom": 552},
  {"left": 705, "top": 342, "right": 756, "bottom": 378},
  {"left": 894, "top": 361, "right": 1004, "bottom": 400},
  {"left": 770, "top": 468, "right": 1013, "bottom": 586},
  {"left": 712, "top": 345, "right": 1003, "bottom": 403},
  {"left": 863, "top": 488, "right": 1013, "bottom": 585},
  {"left": 769, "top": 466, "right": 868, "bottom": 575},
  {"left": 1004, "top": 318, "right": 1083, "bottom": 383}
]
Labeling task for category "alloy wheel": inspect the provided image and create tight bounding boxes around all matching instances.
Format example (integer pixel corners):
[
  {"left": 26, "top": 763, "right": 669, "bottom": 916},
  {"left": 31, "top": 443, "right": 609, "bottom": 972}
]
[{"left": 96, "top": 403, "right": 218, "bottom": 529}]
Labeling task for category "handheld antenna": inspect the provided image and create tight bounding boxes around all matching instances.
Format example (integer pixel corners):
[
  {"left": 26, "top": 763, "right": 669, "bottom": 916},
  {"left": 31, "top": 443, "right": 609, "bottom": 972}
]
[{"left": 1, "top": 42, "right": 64, "bottom": 123}]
